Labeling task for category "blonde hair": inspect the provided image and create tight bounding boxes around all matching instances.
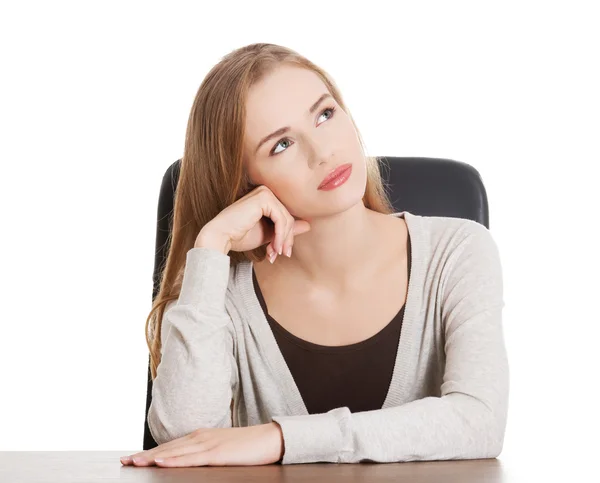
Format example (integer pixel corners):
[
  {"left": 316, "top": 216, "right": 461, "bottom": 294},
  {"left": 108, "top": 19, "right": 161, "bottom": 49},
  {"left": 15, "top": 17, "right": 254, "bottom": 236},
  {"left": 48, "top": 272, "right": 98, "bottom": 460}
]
[{"left": 145, "top": 42, "right": 395, "bottom": 380}]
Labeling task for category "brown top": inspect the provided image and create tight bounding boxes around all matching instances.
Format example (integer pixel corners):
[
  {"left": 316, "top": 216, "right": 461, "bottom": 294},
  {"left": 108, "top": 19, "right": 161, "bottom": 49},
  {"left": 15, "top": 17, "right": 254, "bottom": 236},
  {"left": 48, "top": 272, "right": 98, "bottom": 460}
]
[{"left": 252, "top": 233, "right": 412, "bottom": 415}]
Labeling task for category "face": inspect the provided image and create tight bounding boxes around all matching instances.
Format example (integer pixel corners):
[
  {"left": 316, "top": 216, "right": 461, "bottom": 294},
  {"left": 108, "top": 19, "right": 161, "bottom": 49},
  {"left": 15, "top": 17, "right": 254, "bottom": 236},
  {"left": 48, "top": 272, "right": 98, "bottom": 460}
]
[{"left": 243, "top": 65, "right": 367, "bottom": 221}]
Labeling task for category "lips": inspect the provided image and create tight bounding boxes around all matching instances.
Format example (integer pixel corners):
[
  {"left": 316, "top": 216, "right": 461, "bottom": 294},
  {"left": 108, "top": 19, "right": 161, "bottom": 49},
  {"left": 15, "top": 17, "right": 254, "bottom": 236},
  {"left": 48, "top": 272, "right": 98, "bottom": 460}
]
[{"left": 318, "top": 163, "right": 353, "bottom": 189}]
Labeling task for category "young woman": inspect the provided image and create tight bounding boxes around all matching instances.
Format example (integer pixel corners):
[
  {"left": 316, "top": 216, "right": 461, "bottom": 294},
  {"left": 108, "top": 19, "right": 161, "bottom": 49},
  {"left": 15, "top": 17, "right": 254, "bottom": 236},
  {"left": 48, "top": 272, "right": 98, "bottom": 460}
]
[{"left": 121, "top": 43, "right": 509, "bottom": 467}]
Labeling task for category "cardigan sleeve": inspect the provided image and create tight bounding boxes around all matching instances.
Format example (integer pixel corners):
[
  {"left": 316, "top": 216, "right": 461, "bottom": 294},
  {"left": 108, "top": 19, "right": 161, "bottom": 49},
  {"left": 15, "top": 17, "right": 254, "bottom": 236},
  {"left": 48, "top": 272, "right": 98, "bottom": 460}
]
[
  {"left": 147, "top": 247, "right": 238, "bottom": 444},
  {"left": 271, "top": 220, "right": 509, "bottom": 464}
]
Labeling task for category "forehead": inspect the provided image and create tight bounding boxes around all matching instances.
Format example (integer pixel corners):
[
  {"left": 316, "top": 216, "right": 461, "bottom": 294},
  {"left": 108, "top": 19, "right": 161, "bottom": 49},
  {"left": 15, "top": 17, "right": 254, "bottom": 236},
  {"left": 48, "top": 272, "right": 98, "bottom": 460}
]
[{"left": 244, "top": 66, "right": 328, "bottom": 144}]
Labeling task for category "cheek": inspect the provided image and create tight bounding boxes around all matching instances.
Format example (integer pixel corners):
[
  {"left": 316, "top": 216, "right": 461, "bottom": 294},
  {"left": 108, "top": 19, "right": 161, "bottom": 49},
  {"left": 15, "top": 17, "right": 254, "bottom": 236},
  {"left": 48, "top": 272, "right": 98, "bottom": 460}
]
[
  {"left": 271, "top": 174, "right": 306, "bottom": 199},
  {"left": 266, "top": 174, "right": 310, "bottom": 212}
]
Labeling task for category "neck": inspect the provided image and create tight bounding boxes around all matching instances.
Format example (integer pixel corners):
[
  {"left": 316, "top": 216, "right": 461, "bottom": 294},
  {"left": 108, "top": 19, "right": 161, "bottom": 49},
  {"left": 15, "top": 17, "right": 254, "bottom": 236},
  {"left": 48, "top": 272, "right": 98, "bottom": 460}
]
[{"left": 272, "top": 202, "right": 385, "bottom": 287}]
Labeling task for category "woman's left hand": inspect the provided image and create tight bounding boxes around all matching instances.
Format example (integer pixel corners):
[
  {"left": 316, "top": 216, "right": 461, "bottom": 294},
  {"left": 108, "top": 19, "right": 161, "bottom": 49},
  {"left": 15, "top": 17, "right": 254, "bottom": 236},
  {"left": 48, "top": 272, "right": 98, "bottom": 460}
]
[{"left": 120, "top": 422, "right": 284, "bottom": 467}]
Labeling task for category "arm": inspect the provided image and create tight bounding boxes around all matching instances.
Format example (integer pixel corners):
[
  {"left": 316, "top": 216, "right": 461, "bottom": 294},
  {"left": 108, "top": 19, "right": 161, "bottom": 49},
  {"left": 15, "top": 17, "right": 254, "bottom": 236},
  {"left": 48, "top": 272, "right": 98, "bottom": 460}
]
[
  {"left": 272, "top": 221, "right": 509, "bottom": 464},
  {"left": 147, "top": 247, "right": 238, "bottom": 444}
]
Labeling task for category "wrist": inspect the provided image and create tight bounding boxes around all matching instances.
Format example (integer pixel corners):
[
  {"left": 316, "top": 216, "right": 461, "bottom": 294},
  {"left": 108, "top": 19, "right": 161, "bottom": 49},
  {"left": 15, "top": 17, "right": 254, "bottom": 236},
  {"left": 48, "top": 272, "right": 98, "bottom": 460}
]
[
  {"left": 195, "top": 231, "right": 231, "bottom": 254},
  {"left": 271, "top": 422, "right": 285, "bottom": 461}
]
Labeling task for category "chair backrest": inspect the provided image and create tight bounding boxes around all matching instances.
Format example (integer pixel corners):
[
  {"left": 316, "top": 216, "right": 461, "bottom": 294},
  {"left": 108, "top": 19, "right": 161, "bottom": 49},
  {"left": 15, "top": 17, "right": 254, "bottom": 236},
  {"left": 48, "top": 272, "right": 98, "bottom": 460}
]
[{"left": 143, "top": 156, "right": 490, "bottom": 449}]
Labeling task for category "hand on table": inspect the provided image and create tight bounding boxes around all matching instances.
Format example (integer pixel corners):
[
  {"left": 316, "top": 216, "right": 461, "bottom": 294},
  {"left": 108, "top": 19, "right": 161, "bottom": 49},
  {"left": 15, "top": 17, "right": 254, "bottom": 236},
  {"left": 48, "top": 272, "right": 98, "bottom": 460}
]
[{"left": 120, "top": 422, "right": 284, "bottom": 467}]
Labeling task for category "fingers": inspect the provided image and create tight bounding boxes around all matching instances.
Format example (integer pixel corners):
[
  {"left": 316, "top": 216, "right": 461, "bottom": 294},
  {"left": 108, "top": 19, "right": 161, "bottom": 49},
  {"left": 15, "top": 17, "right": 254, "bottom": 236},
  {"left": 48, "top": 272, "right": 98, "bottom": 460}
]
[
  {"left": 122, "top": 434, "right": 214, "bottom": 467},
  {"left": 151, "top": 441, "right": 215, "bottom": 465},
  {"left": 271, "top": 208, "right": 295, "bottom": 261},
  {"left": 269, "top": 206, "right": 294, "bottom": 259},
  {"left": 154, "top": 447, "right": 219, "bottom": 467},
  {"left": 254, "top": 186, "right": 310, "bottom": 263},
  {"left": 281, "top": 215, "right": 295, "bottom": 258},
  {"left": 278, "top": 216, "right": 311, "bottom": 260},
  {"left": 293, "top": 219, "right": 311, "bottom": 236},
  {"left": 258, "top": 190, "right": 289, "bottom": 262},
  {"left": 265, "top": 201, "right": 286, "bottom": 257},
  {"left": 121, "top": 433, "right": 195, "bottom": 465}
]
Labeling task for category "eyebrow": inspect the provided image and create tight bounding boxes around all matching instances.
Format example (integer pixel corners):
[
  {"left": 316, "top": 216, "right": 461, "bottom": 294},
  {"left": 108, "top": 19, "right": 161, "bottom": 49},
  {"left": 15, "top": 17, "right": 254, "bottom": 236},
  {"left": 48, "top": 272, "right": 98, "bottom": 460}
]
[{"left": 254, "top": 93, "right": 333, "bottom": 154}]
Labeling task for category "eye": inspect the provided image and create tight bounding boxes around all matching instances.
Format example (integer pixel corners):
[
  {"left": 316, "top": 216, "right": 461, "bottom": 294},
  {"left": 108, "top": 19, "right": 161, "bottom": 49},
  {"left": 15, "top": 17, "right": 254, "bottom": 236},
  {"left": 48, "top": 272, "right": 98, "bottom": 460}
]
[{"left": 269, "top": 106, "right": 337, "bottom": 156}]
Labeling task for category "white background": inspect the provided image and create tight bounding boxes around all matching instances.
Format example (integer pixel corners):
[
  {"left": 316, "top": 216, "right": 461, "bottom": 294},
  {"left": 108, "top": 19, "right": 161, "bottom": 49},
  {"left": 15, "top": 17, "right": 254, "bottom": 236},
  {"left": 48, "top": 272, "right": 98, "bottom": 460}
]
[{"left": 1, "top": 0, "right": 598, "bottom": 476}]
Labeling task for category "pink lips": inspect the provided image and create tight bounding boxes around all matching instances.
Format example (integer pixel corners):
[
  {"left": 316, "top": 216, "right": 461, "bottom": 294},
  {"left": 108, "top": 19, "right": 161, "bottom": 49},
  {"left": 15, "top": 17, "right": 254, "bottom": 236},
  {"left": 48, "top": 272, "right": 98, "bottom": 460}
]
[{"left": 318, "top": 163, "right": 353, "bottom": 190}]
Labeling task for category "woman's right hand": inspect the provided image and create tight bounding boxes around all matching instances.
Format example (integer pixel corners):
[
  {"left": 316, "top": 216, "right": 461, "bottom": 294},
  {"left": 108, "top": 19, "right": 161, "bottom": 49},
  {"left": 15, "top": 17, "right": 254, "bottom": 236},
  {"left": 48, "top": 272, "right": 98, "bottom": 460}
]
[{"left": 194, "top": 185, "right": 311, "bottom": 262}]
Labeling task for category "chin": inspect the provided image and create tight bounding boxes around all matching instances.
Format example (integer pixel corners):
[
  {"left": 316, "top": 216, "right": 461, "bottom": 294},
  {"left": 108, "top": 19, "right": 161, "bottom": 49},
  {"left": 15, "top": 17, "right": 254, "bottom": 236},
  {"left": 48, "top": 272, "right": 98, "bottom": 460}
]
[{"left": 299, "top": 178, "right": 367, "bottom": 220}]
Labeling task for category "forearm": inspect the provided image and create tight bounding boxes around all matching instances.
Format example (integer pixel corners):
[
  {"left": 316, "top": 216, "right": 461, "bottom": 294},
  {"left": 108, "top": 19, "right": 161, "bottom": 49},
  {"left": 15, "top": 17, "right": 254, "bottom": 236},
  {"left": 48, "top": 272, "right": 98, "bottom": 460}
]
[{"left": 148, "top": 247, "right": 238, "bottom": 443}]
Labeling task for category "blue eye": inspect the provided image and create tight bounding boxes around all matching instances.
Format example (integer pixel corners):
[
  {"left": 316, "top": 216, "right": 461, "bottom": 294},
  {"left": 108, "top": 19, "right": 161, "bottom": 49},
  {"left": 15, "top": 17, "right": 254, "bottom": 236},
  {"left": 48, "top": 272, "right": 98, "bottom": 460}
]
[{"left": 269, "top": 106, "right": 336, "bottom": 156}]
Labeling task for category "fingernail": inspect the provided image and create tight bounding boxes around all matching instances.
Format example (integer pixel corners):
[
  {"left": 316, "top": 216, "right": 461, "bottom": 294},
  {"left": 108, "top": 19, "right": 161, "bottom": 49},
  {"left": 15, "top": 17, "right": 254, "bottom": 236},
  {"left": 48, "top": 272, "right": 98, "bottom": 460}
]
[
  {"left": 269, "top": 252, "right": 277, "bottom": 264},
  {"left": 154, "top": 458, "right": 164, "bottom": 463},
  {"left": 285, "top": 246, "right": 292, "bottom": 258},
  {"left": 120, "top": 456, "right": 131, "bottom": 463}
]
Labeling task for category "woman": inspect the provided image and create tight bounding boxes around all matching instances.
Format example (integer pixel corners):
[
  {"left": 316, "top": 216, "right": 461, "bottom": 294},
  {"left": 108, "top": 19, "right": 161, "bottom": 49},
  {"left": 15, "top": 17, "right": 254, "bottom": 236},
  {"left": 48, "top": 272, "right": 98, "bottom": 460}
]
[{"left": 121, "top": 43, "right": 509, "bottom": 467}]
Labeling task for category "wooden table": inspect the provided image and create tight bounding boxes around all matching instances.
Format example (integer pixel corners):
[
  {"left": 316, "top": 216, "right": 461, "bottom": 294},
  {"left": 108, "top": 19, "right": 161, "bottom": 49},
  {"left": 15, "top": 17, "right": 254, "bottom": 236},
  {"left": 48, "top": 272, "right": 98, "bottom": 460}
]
[{"left": 0, "top": 451, "right": 515, "bottom": 482}]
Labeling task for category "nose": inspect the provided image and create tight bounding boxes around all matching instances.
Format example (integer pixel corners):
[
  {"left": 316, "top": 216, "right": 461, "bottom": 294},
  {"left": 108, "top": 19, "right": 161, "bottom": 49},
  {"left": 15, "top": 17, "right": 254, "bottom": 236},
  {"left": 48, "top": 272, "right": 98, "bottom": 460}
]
[{"left": 307, "top": 140, "right": 335, "bottom": 171}]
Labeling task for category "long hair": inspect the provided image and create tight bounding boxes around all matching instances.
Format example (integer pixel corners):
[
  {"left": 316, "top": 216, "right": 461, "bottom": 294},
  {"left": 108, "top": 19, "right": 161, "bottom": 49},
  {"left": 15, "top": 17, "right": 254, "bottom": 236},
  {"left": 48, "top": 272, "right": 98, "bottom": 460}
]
[{"left": 145, "top": 43, "right": 395, "bottom": 380}]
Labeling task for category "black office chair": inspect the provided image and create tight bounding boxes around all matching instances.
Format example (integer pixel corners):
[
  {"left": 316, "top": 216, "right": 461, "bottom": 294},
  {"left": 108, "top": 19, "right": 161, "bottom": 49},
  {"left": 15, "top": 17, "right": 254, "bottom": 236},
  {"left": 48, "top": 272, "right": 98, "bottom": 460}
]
[{"left": 142, "top": 156, "right": 490, "bottom": 450}]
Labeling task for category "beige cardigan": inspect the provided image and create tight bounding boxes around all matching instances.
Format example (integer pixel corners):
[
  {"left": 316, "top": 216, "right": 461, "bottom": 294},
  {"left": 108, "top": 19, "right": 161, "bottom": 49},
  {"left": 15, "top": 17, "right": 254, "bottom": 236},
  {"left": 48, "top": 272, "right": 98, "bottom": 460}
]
[{"left": 148, "top": 211, "right": 510, "bottom": 464}]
